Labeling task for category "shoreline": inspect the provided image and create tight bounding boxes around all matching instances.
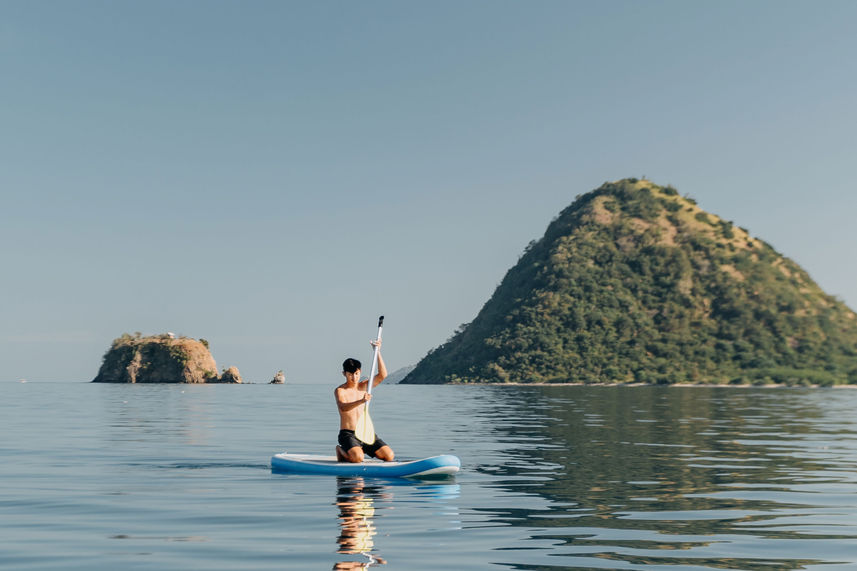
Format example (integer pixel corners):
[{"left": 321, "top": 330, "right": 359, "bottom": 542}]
[{"left": 441, "top": 381, "right": 857, "bottom": 389}]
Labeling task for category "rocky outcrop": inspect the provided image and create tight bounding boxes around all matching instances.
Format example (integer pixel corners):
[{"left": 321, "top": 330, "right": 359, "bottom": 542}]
[
  {"left": 218, "top": 366, "right": 243, "bottom": 384},
  {"left": 92, "top": 334, "right": 240, "bottom": 383}
]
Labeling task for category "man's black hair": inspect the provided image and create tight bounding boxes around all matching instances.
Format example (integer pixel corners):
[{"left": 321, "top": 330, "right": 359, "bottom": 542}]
[{"left": 342, "top": 358, "right": 361, "bottom": 374}]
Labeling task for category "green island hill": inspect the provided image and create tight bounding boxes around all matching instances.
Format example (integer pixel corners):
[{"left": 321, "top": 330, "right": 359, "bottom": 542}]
[
  {"left": 92, "top": 333, "right": 242, "bottom": 383},
  {"left": 402, "top": 179, "right": 857, "bottom": 386}
]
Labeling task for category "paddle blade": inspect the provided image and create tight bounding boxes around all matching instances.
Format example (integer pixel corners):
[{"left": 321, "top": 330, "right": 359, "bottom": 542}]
[{"left": 355, "top": 405, "right": 376, "bottom": 445}]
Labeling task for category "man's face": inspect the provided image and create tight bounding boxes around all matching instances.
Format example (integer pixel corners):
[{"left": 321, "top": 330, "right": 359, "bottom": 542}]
[{"left": 344, "top": 369, "right": 361, "bottom": 383}]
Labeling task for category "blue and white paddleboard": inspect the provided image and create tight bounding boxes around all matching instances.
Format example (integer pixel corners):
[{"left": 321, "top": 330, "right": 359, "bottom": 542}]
[{"left": 271, "top": 453, "right": 460, "bottom": 478}]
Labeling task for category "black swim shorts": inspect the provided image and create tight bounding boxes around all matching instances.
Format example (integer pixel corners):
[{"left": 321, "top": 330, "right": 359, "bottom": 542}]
[{"left": 338, "top": 429, "right": 388, "bottom": 458}]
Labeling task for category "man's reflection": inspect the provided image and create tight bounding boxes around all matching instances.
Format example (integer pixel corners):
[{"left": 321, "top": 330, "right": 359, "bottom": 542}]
[{"left": 334, "top": 477, "right": 389, "bottom": 569}]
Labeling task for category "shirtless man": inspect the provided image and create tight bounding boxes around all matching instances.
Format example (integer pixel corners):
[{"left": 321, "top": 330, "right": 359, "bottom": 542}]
[{"left": 334, "top": 340, "right": 395, "bottom": 463}]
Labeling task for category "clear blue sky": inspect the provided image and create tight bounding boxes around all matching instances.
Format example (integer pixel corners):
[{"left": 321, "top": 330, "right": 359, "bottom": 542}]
[{"left": 2, "top": 1, "right": 856, "bottom": 382}]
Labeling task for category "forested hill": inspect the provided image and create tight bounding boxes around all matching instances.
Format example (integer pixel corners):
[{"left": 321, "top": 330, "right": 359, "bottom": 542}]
[{"left": 403, "top": 179, "right": 857, "bottom": 385}]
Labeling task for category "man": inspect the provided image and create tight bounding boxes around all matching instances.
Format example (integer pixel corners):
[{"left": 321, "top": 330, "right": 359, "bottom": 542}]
[{"left": 334, "top": 340, "right": 395, "bottom": 463}]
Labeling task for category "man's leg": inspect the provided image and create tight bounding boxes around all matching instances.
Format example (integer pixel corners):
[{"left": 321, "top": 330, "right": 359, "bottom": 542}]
[
  {"left": 335, "top": 445, "right": 348, "bottom": 462},
  {"left": 337, "top": 430, "right": 365, "bottom": 463},
  {"left": 374, "top": 445, "right": 394, "bottom": 462},
  {"left": 335, "top": 445, "right": 365, "bottom": 463}
]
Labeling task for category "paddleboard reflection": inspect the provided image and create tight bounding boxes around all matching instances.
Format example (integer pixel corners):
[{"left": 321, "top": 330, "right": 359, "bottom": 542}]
[{"left": 332, "top": 475, "right": 462, "bottom": 569}]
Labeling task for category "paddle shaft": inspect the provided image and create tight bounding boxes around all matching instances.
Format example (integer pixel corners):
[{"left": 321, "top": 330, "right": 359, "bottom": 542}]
[
  {"left": 355, "top": 316, "right": 384, "bottom": 446},
  {"left": 365, "top": 316, "right": 384, "bottom": 397}
]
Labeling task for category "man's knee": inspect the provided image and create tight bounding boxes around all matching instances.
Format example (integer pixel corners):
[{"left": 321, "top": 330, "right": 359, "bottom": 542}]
[
  {"left": 376, "top": 446, "right": 394, "bottom": 462},
  {"left": 346, "top": 447, "right": 364, "bottom": 463}
]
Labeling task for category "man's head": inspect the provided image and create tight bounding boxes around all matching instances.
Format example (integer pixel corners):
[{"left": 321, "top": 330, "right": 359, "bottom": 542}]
[{"left": 342, "top": 358, "right": 362, "bottom": 375}]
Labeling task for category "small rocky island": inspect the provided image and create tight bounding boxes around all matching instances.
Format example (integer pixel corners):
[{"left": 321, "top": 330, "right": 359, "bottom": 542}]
[{"left": 92, "top": 333, "right": 242, "bottom": 383}]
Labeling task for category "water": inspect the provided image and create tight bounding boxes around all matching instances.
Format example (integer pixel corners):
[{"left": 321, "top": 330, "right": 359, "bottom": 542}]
[{"left": 2, "top": 382, "right": 857, "bottom": 570}]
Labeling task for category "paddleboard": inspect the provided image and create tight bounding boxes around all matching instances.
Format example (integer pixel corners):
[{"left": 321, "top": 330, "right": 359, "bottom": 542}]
[{"left": 271, "top": 453, "right": 460, "bottom": 478}]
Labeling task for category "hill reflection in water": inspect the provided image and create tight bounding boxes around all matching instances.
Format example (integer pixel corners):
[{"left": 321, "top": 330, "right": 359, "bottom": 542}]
[{"left": 464, "top": 385, "right": 857, "bottom": 570}]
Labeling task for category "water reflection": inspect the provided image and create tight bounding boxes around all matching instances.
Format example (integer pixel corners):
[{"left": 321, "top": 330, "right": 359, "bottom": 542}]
[
  {"left": 332, "top": 476, "right": 463, "bottom": 569},
  {"left": 471, "top": 386, "right": 857, "bottom": 569},
  {"left": 98, "top": 384, "right": 217, "bottom": 446},
  {"left": 334, "top": 477, "right": 390, "bottom": 569}
]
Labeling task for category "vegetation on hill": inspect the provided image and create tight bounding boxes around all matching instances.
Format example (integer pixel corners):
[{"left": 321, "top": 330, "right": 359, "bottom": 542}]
[{"left": 403, "top": 179, "right": 857, "bottom": 385}]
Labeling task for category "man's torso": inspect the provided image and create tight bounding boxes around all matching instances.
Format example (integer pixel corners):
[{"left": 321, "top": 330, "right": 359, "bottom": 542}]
[{"left": 336, "top": 383, "right": 367, "bottom": 430}]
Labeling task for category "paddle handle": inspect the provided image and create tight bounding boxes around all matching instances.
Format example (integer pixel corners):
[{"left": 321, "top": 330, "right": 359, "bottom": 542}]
[{"left": 366, "top": 316, "right": 384, "bottom": 396}]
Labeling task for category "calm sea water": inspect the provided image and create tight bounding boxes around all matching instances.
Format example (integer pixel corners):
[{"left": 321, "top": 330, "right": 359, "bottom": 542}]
[{"left": 2, "top": 382, "right": 857, "bottom": 570}]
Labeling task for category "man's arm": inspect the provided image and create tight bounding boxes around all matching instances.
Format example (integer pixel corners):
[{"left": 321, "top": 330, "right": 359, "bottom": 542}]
[
  {"left": 334, "top": 387, "right": 370, "bottom": 412},
  {"left": 371, "top": 344, "right": 387, "bottom": 388}
]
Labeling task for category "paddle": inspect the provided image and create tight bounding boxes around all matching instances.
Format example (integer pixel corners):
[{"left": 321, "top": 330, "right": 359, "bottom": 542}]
[{"left": 355, "top": 315, "right": 384, "bottom": 445}]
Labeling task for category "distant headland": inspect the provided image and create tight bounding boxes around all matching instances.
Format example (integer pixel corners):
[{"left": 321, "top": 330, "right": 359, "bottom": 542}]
[
  {"left": 92, "top": 333, "right": 242, "bottom": 383},
  {"left": 403, "top": 178, "right": 857, "bottom": 386}
]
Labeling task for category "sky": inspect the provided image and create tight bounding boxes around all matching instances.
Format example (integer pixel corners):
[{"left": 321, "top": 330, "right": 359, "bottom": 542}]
[{"left": 2, "top": 1, "right": 856, "bottom": 383}]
